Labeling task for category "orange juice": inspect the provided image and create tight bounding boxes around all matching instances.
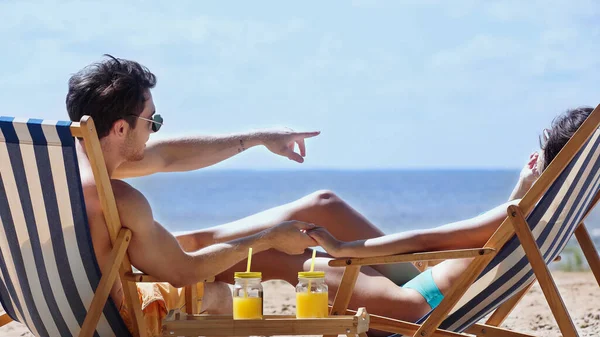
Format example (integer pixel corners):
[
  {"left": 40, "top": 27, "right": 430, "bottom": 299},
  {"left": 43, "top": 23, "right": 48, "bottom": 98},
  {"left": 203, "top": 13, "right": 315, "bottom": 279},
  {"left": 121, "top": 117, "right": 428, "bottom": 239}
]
[
  {"left": 296, "top": 291, "right": 328, "bottom": 318},
  {"left": 233, "top": 271, "right": 263, "bottom": 320},
  {"left": 233, "top": 296, "right": 263, "bottom": 319}
]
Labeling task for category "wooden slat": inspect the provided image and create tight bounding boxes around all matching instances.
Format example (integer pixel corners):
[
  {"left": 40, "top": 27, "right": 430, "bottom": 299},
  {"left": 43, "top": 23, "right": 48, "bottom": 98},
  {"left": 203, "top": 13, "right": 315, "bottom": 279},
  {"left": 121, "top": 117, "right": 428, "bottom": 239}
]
[
  {"left": 485, "top": 281, "right": 535, "bottom": 327},
  {"left": 575, "top": 223, "right": 600, "bottom": 287},
  {"left": 162, "top": 308, "right": 369, "bottom": 336},
  {"left": 326, "top": 265, "right": 361, "bottom": 337},
  {"left": 122, "top": 272, "right": 162, "bottom": 283},
  {"left": 328, "top": 248, "right": 495, "bottom": 267},
  {"left": 414, "top": 261, "right": 428, "bottom": 272},
  {"left": 519, "top": 104, "right": 600, "bottom": 212},
  {"left": 365, "top": 312, "right": 536, "bottom": 337},
  {"left": 368, "top": 313, "right": 466, "bottom": 337},
  {"left": 185, "top": 284, "right": 198, "bottom": 314},
  {"left": 123, "top": 272, "right": 216, "bottom": 284},
  {"left": 574, "top": 191, "right": 600, "bottom": 286},
  {"left": 80, "top": 229, "right": 132, "bottom": 337},
  {"left": 330, "top": 265, "right": 360, "bottom": 316},
  {"left": 70, "top": 122, "right": 83, "bottom": 138},
  {"left": 0, "top": 313, "right": 12, "bottom": 327},
  {"left": 79, "top": 116, "right": 121, "bottom": 243},
  {"left": 465, "top": 323, "right": 537, "bottom": 337},
  {"left": 581, "top": 191, "right": 600, "bottom": 222},
  {"left": 340, "top": 308, "right": 535, "bottom": 337},
  {"left": 180, "top": 314, "right": 358, "bottom": 321},
  {"left": 121, "top": 279, "right": 146, "bottom": 337},
  {"left": 508, "top": 205, "right": 578, "bottom": 337},
  {"left": 79, "top": 116, "right": 146, "bottom": 337}
]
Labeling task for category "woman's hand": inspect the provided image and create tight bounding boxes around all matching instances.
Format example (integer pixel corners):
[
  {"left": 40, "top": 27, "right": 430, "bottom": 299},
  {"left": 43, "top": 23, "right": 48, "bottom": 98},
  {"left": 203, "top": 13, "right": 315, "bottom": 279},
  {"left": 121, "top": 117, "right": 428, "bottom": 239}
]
[
  {"left": 509, "top": 152, "right": 542, "bottom": 200},
  {"left": 519, "top": 152, "right": 541, "bottom": 190},
  {"left": 306, "top": 227, "right": 347, "bottom": 258}
]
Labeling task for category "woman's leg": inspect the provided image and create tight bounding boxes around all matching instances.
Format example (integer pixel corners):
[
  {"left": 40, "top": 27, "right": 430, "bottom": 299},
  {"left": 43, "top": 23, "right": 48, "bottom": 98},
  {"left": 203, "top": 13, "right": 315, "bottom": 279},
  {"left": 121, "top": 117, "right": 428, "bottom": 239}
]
[
  {"left": 176, "top": 190, "right": 385, "bottom": 249},
  {"left": 215, "top": 249, "right": 430, "bottom": 323},
  {"left": 176, "top": 190, "right": 419, "bottom": 283}
]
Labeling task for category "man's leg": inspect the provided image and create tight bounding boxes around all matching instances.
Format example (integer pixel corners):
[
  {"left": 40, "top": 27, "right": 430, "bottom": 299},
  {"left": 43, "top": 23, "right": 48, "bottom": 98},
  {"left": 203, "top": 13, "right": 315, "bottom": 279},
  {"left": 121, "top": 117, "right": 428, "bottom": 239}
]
[{"left": 199, "top": 282, "right": 234, "bottom": 314}]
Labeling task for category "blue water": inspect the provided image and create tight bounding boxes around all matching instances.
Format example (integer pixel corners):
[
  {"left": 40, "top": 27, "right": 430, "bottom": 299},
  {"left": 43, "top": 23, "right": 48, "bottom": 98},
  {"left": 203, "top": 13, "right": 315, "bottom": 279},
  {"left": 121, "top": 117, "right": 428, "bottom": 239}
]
[
  {"left": 126, "top": 169, "right": 600, "bottom": 271},
  {"left": 125, "top": 170, "right": 600, "bottom": 235}
]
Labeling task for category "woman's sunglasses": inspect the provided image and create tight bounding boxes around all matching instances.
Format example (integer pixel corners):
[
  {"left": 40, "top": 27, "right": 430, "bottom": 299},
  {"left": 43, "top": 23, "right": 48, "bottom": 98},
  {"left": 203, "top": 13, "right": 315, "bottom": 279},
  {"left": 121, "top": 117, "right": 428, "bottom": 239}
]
[
  {"left": 132, "top": 114, "right": 164, "bottom": 132},
  {"left": 539, "top": 128, "right": 550, "bottom": 148}
]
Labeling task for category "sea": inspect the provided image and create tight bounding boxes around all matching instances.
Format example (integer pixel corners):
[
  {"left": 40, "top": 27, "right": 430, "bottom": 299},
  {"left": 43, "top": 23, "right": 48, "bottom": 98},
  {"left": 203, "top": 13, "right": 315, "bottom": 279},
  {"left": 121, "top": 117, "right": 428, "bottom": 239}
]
[{"left": 126, "top": 169, "right": 600, "bottom": 267}]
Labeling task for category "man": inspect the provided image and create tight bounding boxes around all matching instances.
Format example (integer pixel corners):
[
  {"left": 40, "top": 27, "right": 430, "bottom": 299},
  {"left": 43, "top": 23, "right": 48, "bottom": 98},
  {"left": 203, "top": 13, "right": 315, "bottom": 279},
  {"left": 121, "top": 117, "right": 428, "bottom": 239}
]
[
  {"left": 69, "top": 54, "right": 589, "bottom": 336},
  {"left": 68, "top": 55, "right": 407, "bottom": 335}
]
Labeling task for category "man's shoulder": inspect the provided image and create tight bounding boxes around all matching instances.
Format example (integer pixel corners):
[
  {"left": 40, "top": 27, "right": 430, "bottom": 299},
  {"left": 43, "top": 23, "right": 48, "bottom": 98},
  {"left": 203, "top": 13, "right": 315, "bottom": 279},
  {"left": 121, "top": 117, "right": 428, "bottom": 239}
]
[
  {"left": 81, "top": 178, "right": 149, "bottom": 213},
  {"left": 110, "top": 179, "right": 148, "bottom": 206},
  {"left": 82, "top": 178, "right": 153, "bottom": 230}
]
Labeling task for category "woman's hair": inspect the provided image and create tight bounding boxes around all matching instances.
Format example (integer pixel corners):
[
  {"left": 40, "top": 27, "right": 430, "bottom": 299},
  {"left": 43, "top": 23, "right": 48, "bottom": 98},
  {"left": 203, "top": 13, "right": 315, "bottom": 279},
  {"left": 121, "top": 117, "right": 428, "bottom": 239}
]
[{"left": 540, "top": 106, "right": 594, "bottom": 171}]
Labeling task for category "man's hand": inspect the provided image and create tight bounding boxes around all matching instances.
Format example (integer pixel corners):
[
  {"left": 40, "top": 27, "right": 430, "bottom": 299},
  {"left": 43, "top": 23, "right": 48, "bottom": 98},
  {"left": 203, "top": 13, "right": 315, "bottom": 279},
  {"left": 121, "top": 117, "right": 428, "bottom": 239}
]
[
  {"left": 260, "top": 128, "right": 320, "bottom": 163},
  {"left": 265, "top": 221, "right": 317, "bottom": 254},
  {"left": 306, "top": 227, "right": 347, "bottom": 258}
]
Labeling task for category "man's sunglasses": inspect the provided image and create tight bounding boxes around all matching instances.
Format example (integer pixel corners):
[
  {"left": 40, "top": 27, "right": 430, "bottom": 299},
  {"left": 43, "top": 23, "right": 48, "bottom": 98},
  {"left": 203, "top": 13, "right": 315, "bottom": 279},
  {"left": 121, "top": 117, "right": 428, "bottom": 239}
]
[{"left": 131, "top": 114, "right": 164, "bottom": 132}]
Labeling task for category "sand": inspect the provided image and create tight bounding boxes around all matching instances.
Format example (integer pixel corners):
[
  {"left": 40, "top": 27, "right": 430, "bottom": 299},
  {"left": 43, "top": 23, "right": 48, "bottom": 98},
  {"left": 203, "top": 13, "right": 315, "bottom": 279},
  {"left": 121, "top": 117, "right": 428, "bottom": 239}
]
[{"left": 1, "top": 271, "right": 598, "bottom": 336}]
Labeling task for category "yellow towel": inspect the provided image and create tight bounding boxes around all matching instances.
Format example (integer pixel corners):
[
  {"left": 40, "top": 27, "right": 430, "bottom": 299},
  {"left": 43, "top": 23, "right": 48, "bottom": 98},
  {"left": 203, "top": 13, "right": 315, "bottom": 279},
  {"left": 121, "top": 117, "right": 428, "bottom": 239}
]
[{"left": 119, "top": 282, "right": 204, "bottom": 337}]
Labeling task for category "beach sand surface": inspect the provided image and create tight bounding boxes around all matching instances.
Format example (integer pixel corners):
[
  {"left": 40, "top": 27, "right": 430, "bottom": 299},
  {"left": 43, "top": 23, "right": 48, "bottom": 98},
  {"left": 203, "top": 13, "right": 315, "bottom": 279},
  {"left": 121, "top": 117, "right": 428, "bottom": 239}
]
[{"left": 1, "top": 271, "right": 598, "bottom": 336}]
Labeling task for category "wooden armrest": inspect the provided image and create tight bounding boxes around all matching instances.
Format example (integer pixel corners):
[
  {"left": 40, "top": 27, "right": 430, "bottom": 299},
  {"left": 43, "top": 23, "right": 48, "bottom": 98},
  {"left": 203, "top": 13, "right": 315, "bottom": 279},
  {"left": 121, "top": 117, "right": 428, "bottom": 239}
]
[
  {"left": 0, "top": 313, "right": 13, "bottom": 327},
  {"left": 328, "top": 248, "right": 495, "bottom": 267},
  {"left": 122, "top": 272, "right": 163, "bottom": 283},
  {"left": 416, "top": 254, "right": 559, "bottom": 272},
  {"left": 122, "top": 272, "right": 215, "bottom": 283}
]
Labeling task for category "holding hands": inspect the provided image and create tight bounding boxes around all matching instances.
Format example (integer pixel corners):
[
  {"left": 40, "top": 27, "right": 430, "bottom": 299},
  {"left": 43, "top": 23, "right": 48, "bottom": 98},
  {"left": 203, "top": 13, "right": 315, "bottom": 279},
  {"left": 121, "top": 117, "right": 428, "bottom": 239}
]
[
  {"left": 305, "top": 227, "right": 347, "bottom": 258},
  {"left": 266, "top": 221, "right": 318, "bottom": 255}
]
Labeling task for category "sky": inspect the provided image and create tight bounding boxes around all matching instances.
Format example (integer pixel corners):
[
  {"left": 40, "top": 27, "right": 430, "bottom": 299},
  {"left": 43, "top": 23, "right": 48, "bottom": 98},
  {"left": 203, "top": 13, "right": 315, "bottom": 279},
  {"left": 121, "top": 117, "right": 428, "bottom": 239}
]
[{"left": 1, "top": 0, "right": 599, "bottom": 170}]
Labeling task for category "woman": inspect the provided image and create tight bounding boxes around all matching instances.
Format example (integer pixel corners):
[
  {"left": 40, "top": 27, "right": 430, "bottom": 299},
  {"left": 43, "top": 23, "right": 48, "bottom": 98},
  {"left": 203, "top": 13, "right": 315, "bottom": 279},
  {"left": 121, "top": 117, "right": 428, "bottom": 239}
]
[{"left": 305, "top": 106, "right": 593, "bottom": 319}]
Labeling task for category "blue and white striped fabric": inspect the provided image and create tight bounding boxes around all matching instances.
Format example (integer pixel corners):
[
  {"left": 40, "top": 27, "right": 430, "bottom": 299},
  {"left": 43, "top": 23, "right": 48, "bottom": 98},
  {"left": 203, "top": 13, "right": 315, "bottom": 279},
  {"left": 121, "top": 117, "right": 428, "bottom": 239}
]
[
  {"left": 418, "top": 127, "right": 600, "bottom": 332},
  {"left": 0, "top": 117, "right": 131, "bottom": 337}
]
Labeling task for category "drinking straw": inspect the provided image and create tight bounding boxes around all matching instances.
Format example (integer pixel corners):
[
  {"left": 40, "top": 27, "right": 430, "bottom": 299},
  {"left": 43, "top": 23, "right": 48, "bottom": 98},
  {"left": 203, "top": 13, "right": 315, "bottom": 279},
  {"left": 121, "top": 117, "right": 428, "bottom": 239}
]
[
  {"left": 244, "top": 247, "right": 253, "bottom": 298},
  {"left": 247, "top": 247, "right": 253, "bottom": 272},
  {"left": 307, "top": 248, "right": 317, "bottom": 293}
]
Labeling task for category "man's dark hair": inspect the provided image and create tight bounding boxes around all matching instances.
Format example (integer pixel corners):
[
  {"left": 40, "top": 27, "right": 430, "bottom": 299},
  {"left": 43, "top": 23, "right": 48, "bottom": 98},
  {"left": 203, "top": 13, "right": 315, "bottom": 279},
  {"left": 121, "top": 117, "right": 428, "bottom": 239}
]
[
  {"left": 540, "top": 106, "right": 594, "bottom": 171},
  {"left": 66, "top": 54, "right": 157, "bottom": 139}
]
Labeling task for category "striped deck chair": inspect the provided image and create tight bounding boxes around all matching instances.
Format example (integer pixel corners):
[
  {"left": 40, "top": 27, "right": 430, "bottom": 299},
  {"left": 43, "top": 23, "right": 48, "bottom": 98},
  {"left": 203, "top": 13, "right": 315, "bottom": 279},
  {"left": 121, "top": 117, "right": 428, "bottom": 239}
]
[
  {"left": 327, "top": 104, "right": 600, "bottom": 337},
  {"left": 0, "top": 116, "right": 370, "bottom": 337},
  {"left": 0, "top": 116, "right": 150, "bottom": 336}
]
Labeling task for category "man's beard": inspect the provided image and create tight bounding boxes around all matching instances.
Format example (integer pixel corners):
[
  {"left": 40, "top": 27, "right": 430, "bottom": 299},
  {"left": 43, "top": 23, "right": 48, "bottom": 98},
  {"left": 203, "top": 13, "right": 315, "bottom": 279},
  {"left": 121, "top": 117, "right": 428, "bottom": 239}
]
[{"left": 121, "top": 133, "right": 145, "bottom": 162}]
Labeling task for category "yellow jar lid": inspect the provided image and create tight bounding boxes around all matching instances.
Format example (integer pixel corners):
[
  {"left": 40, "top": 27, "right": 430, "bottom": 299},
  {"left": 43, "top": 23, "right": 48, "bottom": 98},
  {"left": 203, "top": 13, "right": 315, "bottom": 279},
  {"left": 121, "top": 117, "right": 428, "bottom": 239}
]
[
  {"left": 298, "top": 271, "right": 325, "bottom": 278},
  {"left": 234, "top": 272, "right": 262, "bottom": 279}
]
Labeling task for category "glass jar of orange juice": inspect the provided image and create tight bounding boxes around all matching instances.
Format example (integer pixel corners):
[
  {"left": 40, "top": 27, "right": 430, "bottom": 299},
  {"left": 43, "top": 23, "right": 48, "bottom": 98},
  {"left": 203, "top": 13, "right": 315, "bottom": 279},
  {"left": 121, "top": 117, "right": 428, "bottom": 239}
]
[
  {"left": 233, "top": 272, "right": 263, "bottom": 320},
  {"left": 295, "top": 271, "right": 328, "bottom": 318}
]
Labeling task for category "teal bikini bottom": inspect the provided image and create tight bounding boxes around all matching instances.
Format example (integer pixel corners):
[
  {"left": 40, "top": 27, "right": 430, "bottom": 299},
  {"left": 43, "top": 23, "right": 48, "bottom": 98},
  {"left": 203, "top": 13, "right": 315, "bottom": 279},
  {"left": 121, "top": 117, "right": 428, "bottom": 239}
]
[{"left": 402, "top": 268, "right": 444, "bottom": 309}]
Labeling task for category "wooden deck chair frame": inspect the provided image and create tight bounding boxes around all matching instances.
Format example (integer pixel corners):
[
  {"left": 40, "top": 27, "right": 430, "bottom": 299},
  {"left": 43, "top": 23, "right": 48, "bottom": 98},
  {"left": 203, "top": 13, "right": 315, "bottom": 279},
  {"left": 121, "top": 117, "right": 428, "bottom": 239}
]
[
  {"left": 327, "top": 104, "right": 600, "bottom": 337},
  {"left": 0, "top": 115, "right": 370, "bottom": 337},
  {"left": 0, "top": 116, "right": 207, "bottom": 337}
]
